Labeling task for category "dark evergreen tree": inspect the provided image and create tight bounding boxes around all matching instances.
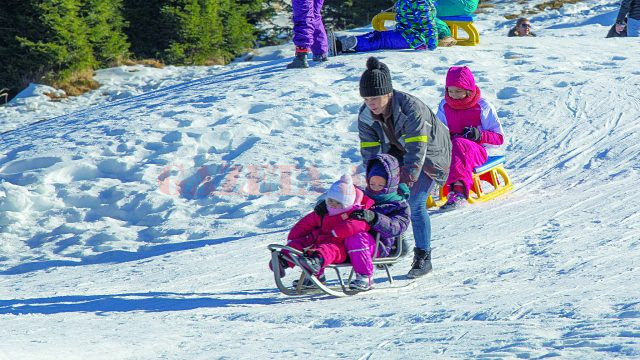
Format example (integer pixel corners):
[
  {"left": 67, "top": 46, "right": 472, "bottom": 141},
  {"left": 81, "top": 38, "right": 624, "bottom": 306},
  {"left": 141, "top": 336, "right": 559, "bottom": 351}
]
[
  {"left": 81, "top": 0, "right": 130, "bottom": 66},
  {"left": 162, "top": 0, "right": 225, "bottom": 64},
  {"left": 123, "top": 0, "right": 260, "bottom": 65},
  {"left": 0, "top": 0, "right": 39, "bottom": 98},
  {"left": 323, "top": 0, "right": 395, "bottom": 30},
  {"left": 219, "top": 0, "right": 256, "bottom": 58},
  {"left": 122, "top": 0, "right": 174, "bottom": 60},
  {"left": 19, "top": 0, "right": 96, "bottom": 80}
]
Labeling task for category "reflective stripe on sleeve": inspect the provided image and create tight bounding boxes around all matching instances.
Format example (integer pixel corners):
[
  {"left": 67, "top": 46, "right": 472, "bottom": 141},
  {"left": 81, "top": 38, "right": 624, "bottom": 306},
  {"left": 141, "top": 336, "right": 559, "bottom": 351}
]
[
  {"left": 360, "top": 141, "right": 381, "bottom": 148},
  {"left": 404, "top": 135, "right": 428, "bottom": 143}
]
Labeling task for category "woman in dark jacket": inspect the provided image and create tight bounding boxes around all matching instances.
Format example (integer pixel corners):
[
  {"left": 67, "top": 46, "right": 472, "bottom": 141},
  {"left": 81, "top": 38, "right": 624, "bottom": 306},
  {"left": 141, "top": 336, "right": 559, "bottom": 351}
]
[{"left": 357, "top": 57, "right": 452, "bottom": 279}]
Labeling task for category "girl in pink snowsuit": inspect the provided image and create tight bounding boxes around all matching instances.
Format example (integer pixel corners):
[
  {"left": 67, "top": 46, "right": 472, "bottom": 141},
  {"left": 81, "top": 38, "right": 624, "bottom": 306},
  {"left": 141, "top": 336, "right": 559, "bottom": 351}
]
[
  {"left": 275, "top": 175, "right": 375, "bottom": 284},
  {"left": 436, "top": 66, "right": 505, "bottom": 209}
]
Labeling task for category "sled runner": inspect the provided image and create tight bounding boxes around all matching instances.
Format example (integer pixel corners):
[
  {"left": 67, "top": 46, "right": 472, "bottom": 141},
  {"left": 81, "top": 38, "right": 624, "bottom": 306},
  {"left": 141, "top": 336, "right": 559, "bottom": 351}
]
[
  {"left": 268, "top": 234, "right": 412, "bottom": 298},
  {"left": 371, "top": 12, "right": 480, "bottom": 46},
  {"left": 427, "top": 155, "right": 514, "bottom": 208}
]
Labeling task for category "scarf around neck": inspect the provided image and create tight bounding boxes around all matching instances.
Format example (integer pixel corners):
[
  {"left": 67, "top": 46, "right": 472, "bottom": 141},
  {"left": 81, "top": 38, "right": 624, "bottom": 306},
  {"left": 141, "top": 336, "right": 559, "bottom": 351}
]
[
  {"left": 445, "top": 85, "right": 481, "bottom": 110},
  {"left": 365, "top": 183, "right": 410, "bottom": 204}
]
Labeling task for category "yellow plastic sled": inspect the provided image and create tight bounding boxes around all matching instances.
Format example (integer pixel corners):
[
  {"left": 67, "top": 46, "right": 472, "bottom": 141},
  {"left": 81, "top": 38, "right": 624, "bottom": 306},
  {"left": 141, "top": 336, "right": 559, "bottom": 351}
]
[
  {"left": 371, "top": 13, "right": 480, "bottom": 46},
  {"left": 427, "top": 155, "right": 513, "bottom": 208}
]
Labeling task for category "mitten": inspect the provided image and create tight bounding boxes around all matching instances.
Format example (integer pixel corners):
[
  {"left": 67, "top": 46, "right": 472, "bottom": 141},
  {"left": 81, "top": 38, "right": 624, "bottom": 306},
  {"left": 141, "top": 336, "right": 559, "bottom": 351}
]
[
  {"left": 349, "top": 209, "right": 378, "bottom": 224},
  {"left": 463, "top": 127, "right": 482, "bottom": 142}
]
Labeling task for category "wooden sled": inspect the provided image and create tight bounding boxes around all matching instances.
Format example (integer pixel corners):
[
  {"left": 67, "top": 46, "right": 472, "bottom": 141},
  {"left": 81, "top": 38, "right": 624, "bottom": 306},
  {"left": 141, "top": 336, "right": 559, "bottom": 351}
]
[
  {"left": 268, "top": 234, "right": 411, "bottom": 298},
  {"left": 371, "top": 12, "right": 480, "bottom": 46},
  {"left": 427, "top": 155, "right": 514, "bottom": 208}
]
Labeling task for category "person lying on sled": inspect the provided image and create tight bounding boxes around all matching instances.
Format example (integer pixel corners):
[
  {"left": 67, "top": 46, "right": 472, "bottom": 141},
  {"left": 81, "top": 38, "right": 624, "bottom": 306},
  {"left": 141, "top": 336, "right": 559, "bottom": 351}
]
[{"left": 333, "top": 0, "right": 445, "bottom": 54}]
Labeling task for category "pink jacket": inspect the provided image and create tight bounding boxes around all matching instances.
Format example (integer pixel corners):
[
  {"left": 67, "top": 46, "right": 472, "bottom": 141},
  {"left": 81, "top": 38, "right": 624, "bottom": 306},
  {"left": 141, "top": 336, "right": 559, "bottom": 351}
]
[
  {"left": 438, "top": 66, "right": 504, "bottom": 146},
  {"left": 288, "top": 187, "right": 375, "bottom": 246},
  {"left": 437, "top": 98, "right": 505, "bottom": 146}
]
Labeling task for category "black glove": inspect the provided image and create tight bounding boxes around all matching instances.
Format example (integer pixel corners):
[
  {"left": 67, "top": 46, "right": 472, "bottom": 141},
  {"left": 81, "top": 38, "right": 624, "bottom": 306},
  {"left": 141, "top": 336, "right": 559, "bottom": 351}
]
[
  {"left": 399, "top": 165, "right": 420, "bottom": 188},
  {"left": 313, "top": 200, "right": 328, "bottom": 216},
  {"left": 462, "top": 127, "right": 482, "bottom": 142},
  {"left": 349, "top": 209, "right": 378, "bottom": 224}
]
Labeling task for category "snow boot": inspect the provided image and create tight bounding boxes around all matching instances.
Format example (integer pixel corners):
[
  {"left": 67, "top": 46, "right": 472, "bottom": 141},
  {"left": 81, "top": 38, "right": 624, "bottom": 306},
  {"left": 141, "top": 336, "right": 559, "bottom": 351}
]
[
  {"left": 407, "top": 248, "right": 432, "bottom": 279},
  {"left": 338, "top": 35, "right": 358, "bottom": 53},
  {"left": 268, "top": 253, "right": 289, "bottom": 278},
  {"left": 349, "top": 273, "right": 372, "bottom": 291},
  {"left": 299, "top": 254, "right": 324, "bottom": 275},
  {"left": 312, "top": 54, "right": 328, "bottom": 62},
  {"left": 439, "top": 191, "right": 466, "bottom": 212},
  {"left": 286, "top": 48, "right": 309, "bottom": 69}
]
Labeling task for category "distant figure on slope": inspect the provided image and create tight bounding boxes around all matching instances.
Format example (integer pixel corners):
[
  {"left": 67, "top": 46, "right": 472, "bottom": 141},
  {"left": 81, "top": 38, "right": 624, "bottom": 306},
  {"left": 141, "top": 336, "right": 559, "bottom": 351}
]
[
  {"left": 615, "top": 0, "right": 640, "bottom": 37},
  {"left": 356, "top": 57, "right": 452, "bottom": 279},
  {"left": 507, "top": 18, "right": 536, "bottom": 37},
  {"left": 435, "top": 66, "right": 504, "bottom": 211},
  {"left": 333, "top": 0, "right": 441, "bottom": 55},
  {"left": 269, "top": 175, "right": 375, "bottom": 290},
  {"left": 287, "top": 0, "right": 328, "bottom": 69},
  {"left": 346, "top": 154, "right": 411, "bottom": 290}
]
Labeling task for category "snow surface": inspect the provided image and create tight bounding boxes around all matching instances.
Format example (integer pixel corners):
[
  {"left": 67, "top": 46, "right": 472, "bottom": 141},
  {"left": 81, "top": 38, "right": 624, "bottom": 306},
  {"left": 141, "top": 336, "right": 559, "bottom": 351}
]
[{"left": 1, "top": 0, "right": 639, "bottom": 358}]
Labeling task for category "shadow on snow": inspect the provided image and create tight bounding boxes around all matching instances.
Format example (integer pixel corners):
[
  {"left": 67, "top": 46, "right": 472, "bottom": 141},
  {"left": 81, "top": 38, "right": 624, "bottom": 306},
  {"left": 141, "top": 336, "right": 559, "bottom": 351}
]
[{"left": 1, "top": 229, "right": 287, "bottom": 275}]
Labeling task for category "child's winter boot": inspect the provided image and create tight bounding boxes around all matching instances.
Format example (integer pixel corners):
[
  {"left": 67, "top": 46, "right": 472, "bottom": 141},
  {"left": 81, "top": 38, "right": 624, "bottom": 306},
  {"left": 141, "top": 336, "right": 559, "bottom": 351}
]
[
  {"left": 286, "top": 47, "right": 309, "bottom": 69},
  {"left": 312, "top": 53, "right": 328, "bottom": 62},
  {"left": 336, "top": 35, "right": 357, "bottom": 53},
  {"left": 299, "top": 253, "right": 323, "bottom": 275},
  {"left": 268, "top": 253, "right": 289, "bottom": 277},
  {"left": 349, "top": 273, "right": 372, "bottom": 291},
  {"left": 439, "top": 183, "right": 467, "bottom": 212}
]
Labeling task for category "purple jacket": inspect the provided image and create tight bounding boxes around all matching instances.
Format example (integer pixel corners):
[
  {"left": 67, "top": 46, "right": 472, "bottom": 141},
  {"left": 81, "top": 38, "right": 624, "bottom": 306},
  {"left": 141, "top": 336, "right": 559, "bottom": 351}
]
[{"left": 364, "top": 154, "right": 411, "bottom": 256}]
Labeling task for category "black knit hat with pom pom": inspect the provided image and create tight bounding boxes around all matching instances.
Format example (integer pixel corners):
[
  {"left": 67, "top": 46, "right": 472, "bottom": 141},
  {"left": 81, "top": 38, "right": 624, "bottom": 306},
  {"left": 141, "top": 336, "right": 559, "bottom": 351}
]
[{"left": 359, "top": 57, "right": 393, "bottom": 97}]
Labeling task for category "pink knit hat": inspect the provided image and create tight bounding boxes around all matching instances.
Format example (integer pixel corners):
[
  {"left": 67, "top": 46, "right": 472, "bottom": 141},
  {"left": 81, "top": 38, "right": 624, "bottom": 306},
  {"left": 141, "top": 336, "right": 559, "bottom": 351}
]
[
  {"left": 326, "top": 174, "right": 356, "bottom": 207},
  {"left": 446, "top": 66, "right": 476, "bottom": 91}
]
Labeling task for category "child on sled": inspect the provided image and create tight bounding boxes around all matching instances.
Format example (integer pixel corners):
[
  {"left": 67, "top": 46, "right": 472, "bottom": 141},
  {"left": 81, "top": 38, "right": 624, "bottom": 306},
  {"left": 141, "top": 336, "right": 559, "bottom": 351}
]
[
  {"left": 436, "top": 66, "right": 505, "bottom": 210},
  {"left": 269, "top": 174, "right": 376, "bottom": 290},
  {"left": 347, "top": 153, "right": 411, "bottom": 287}
]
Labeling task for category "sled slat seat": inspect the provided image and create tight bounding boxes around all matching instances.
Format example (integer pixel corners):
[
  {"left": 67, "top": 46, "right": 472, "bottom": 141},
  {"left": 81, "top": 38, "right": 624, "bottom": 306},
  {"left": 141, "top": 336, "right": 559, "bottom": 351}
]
[
  {"left": 371, "top": 12, "right": 479, "bottom": 46},
  {"left": 437, "top": 15, "right": 479, "bottom": 46},
  {"left": 427, "top": 155, "right": 514, "bottom": 208}
]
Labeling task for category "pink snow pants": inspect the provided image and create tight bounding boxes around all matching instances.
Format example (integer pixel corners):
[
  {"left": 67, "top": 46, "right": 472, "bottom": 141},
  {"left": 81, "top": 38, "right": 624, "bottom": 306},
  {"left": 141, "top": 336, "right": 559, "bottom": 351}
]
[
  {"left": 446, "top": 137, "right": 488, "bottom": 194},
  {"left": 286, "top": 235, "right": 347, "bottom": 276},
  {"left": 344, "top": 232, "right": 376, "bottom": 276}
]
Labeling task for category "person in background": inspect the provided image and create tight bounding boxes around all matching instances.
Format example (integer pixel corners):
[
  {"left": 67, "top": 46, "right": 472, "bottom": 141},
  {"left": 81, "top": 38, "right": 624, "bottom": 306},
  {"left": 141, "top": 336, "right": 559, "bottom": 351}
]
[
  {"left": 287, "top": 0, "right": 328, "bottom": 69},
  {"left": 333, "top": 0, "right": 440, "bottom": 54},
  {"left": 615, "top": 0, "right": 640, "bottom": 37},
  {"left": 508, "top": 17, "right": 536, "bottom": 37}
]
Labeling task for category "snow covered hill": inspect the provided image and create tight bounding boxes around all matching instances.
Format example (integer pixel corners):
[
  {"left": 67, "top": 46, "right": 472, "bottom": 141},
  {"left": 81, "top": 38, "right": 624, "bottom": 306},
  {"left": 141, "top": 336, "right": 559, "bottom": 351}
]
[{"left": 1, "top": 1, "right": 639, "bottom": 358}]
